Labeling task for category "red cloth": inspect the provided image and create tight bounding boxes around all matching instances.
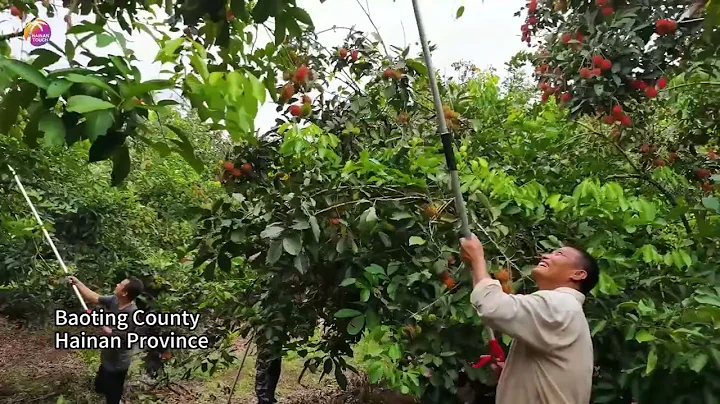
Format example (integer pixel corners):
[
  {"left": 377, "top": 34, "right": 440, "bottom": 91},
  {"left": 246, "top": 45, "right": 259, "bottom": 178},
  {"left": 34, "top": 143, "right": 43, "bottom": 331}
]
[{"left": 472, "top": 338, "right": 505, "bottom": 379}]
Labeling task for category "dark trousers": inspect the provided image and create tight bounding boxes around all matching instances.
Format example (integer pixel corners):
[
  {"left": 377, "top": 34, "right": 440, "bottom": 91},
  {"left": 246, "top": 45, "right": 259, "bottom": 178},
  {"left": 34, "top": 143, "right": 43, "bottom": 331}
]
[
  {"left": 94, "top": 364, "right": 128, "bottom": 404},
  {"left": 255, "top": 350, "right": 282, "bottom": 404}
]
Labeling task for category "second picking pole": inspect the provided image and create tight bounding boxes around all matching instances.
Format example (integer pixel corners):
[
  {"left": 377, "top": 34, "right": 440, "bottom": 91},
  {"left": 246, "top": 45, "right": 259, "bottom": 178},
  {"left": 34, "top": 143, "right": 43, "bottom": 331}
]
[{"left": 7, "top": 164, "right": 90, "bottom": 312}]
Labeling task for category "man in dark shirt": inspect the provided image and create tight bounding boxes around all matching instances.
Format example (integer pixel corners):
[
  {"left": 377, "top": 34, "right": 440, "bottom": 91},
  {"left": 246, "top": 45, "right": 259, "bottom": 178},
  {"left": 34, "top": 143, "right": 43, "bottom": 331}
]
[{"left": 67, "top": 276, "right": 144, "bottom": 404}]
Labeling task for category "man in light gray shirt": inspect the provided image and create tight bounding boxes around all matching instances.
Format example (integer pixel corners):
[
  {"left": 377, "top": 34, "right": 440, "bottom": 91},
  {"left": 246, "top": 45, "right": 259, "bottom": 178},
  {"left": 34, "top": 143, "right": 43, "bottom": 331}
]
[
  {"left": 68, "top": 276, "right": 143, "bottom": 404},
  {"left": 460, "top": 234, "right": 599, "bottom": 404}
]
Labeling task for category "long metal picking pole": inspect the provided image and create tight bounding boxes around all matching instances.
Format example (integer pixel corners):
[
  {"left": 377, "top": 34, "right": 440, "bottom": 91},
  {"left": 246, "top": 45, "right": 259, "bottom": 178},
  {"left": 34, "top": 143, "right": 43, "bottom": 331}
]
[
  {"left": 6, "top": 164, "right": 90, "bottom": 312},
  {"left": 410, "top": 0, "right": 496, "bottom": 342},
  {"left": 410, "top": 0, "right": 471, "bottom": 238}
]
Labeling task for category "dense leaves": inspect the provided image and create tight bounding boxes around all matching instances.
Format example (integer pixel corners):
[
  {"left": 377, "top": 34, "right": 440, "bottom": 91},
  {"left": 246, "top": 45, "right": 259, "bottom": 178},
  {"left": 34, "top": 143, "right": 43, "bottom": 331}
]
[
  {"left": 189, "top": 26, "right": 719, "bottom": 403},
  {"left": 0, "top": 0, "right": 314, "bottom": 184}
]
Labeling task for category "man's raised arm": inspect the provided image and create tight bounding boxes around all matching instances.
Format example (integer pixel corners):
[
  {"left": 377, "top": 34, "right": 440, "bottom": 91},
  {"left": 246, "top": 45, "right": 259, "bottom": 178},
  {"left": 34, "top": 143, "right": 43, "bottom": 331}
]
[
  {"left": 67, "top": 276, "right": 100, "bottom": 305},
  {"left": 460, "top": 235, "right": 575, "bottom": 353}
]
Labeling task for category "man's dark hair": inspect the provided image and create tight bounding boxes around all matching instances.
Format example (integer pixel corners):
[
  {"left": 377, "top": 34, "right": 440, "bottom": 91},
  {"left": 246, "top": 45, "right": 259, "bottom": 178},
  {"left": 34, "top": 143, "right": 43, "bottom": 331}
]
[
  {"left": 124, "top": 277, "right": 144, "bottom": 300},
  {"left": 568, "top": 246, "right": 600, "bottom": 295}
]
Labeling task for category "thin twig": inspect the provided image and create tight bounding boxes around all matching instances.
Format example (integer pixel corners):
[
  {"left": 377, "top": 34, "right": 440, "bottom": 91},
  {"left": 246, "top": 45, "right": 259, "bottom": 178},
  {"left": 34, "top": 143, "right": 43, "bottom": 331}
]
[
  {"left": 314, "top": 195, "right": 429, "bottom": 215},
  {"left": 665, "top": 81, "right": 720, "bottom": 91},
  {"left": 65, "top": 0, "right": 80, "bottom": 27},
  {"left": 354, "top": 0, "right": 389, "bottom": 56},
  {"left": 316, "top": 26, "right": 358, "bottom": 35},
  {"left": 0, "top": 30, "right": 23, "bottom": 41},
  {"left": 605, "top": 173, "right": 643, "bottom": 181}
]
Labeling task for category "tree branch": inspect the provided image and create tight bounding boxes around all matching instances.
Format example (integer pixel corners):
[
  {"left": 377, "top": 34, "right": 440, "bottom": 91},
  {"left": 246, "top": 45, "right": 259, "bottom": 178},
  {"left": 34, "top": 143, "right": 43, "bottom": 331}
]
[
  {"left": 666, "top": 81, "right": 720, "bottom": 92},
  {"left": 0, "top": 31, "right": 24, "bottom": 41}
]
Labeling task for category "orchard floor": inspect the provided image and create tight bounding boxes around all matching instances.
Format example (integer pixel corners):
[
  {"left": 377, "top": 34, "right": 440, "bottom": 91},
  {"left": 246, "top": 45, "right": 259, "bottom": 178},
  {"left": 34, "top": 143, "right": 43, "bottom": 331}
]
[{"left": 0, "top": 316, "right": 413, "bottom": 404}]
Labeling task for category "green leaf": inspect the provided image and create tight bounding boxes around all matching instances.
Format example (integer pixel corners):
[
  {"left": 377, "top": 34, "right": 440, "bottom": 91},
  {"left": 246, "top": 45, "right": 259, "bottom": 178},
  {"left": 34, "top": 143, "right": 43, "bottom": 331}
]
[
  {"left": 634, "top": 329, "right": 656, "bottom": 343},
  {"left": 291, "top": 219, "right": 310, "bottom": 230},
  {"left": 347, "top": 315, "right": 365, "bottom": 335},
  {"left": 0, "top": 93, "right": 20, "bottom": 135},
  {"left": 309, "top": 216, "right": 320, "bottom": 241},
  {"left": 64, "top": 73, "right": 119, "bottom": 97},
  {"left": 123, "top": 79, "right": 175, "bottom": 98},
  {"left": 594, "top": 84, "right": 604, "bottom": 96},
  {"left": 38, "top": 113, "right": 66, "bottom": 148},
  {"left": 363, "top": 207, "right": 378, "bottom": 225},
  {"left": 365, "top": 309, "right": 379, "bottom": 329},
  {"left": 360, "top": 289, "right": 370, "bottom": 302},
  {"left": 334, "top": 365, "right": 348, "bottom": 390},
  {"left": 110, "top": 144, "right": 131, "bottom": 186},
  {"left": 46, "top": 80, "right": 73, "bottom": 98},
  {"left": 251, "top": 0, "right": 279, "bottom": 23},
  {"left": 231, "top": 0, "right": 249, "bottom": 21},
  {"left": 339, "top": 278, "right": 356, "bottom": 287},
  {"left": 409, "top": 236, "right": 426, "bottom": 246},
  {"left": 246, "top": 72, "right": 267, "bottom": 103},
  {"left": 21, "top": 106, "right": 42, "bottom": 147},
  {"left": 283, "top": 235, "right": 302, "bottom": 255},
  {"left": 694, "top": 295, "right": 720, "bottom": 307},
  {"left": 110, "top": 56, "right": 132, "bottom": 77},
  {"left": 64, "top": 39, "right": 75, "bottom": 61},
  {"left": 645, "top": 347, "right": 657, "bottom": 375},
  {"left": 378, "top": 232, "right": 391, "bottom": 247},
  {"left": 95, "top": 33, "right": 115, "bottom": 48},
  {"left": 274, "top": 14, "right": 287, "bottom": 45},
  {"left": 218, "top": 251, "right": 231, "bottom": 272},
  {"left": 157, "top": 37, "right": 185, "bottom": 62},
  {"left": 266, "top": 240, "right": 282, "bottom": 264},
  {"left": 334, "top": 308, "right": 362, "bottom": 318},
  {"left": 2, "top": 59, "right": 49, "bottom": 89},
  {"left": 260, "top": 225, "right": 284, "bottom": 239},
  {"left": 690, "top": 353, "right": 708, "bottom": 373},
  {"left": 591, "top": 320, "right": 607, "bottom": 336},
  {"left": 66, "top": 95, "right": 116, "bottom": 113},
  {"left": 288, "top": 7, "right": 313, "bottom": 26},
  {"left": 294, "top": 252, "right": 309, "bottom": 274},
  {"left": 702, "top": 197, "right": 719, "bottom": 212},
  {"left": 390, "top": 211, "right": 413, "bottom": 220},
  {"left": 502, "top": 334, "right": 513, "bottom": 346},
  {"left": 30, "top": 49, "right": 61, "bottom": 69},
  {"left": 405, "top": 59, "right": 428, "bottom": 76},
  {"left": 388, "top": 344, "right": 401, "bottom": 360},
  {"left": 364, "top": 264, "right": 385, "bottom": 276},
  {"left": 456, "top": 6, "right": 465, "bottom": 18},
  {"left": 88, "top": 131, "right": 125, "bottom": 162},
  {"left": 83, "top": 110, "right": 115, "bottom": 141},
  {"left": 367, "top": 362, "right": 383, "bottom": 383},
  {"left": 66, "top": 22, "right": 104, "bottom": 35}
]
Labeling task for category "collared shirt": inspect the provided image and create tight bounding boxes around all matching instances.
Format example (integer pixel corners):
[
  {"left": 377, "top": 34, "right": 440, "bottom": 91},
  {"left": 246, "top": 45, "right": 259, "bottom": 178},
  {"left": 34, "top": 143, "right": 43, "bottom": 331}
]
[{"left": 470, "top": 278, "right": 593, "bottom": 404}]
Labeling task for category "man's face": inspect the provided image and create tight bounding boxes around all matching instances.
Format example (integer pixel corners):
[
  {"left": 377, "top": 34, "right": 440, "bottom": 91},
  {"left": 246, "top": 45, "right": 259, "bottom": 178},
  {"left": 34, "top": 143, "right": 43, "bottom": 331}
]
[
  {"left": 531, "top": 246, "right": 587, "bottom": 289},
  {"left": 114, "top": 279, "right": 129, "bottom": 297}
]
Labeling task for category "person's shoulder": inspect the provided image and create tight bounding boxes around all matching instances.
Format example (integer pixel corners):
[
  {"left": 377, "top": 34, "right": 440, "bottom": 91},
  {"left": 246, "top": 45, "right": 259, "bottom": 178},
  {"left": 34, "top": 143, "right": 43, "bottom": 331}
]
[
  {"left": 531, "top": 289, "right": 584, "bottom": 315},
  {"left": 98, "top": 295, "right": 117, "bottom": 307}
]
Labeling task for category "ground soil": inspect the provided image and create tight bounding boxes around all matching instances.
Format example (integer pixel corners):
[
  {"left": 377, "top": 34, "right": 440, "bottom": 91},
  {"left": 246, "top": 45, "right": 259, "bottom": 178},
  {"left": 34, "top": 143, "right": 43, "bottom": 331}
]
[{"left": 0, "top": 316, "right": 417, "bottom": 404}]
